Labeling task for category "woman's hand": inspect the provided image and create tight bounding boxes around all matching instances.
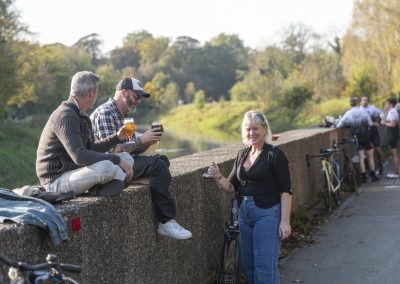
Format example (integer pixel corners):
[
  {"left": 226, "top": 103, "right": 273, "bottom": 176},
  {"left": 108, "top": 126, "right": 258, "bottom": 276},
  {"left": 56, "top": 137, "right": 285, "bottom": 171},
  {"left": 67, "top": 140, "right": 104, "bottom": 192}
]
[
  {"left": 279, "top": 221, "right": 291, "bottom": 240},
  {"left": 207, "top": 162, "right": 221, "bottom": 181}
]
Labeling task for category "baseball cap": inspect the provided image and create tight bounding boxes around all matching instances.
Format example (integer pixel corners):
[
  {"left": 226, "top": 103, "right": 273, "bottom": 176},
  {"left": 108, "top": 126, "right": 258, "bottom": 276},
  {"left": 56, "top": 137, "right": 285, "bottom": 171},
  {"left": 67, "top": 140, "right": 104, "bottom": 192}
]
[{"left": 116, "top": 77, "right": 150, "bottom": 98}]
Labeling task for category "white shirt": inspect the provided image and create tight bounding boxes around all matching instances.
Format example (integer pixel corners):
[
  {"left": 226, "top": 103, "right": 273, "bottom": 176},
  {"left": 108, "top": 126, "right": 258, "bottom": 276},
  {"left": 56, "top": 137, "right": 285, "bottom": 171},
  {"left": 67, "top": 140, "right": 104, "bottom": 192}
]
[
  {"left": 385, "top": 107, "right": 399, "bottom": 123},
  {"left": 337, "top": 106, "right": 373, "bottom": 128},
  {"left": 360, "top": 105, "right": 382, "bottom": 119}
]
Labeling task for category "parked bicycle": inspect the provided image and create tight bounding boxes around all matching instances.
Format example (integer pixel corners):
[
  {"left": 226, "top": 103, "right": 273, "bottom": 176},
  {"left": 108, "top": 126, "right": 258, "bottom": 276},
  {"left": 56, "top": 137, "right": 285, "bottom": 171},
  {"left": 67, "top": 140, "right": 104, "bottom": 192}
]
[
  {"left": 216, "top": 193, "right": 241, "bottom": 284},
  {"left": 203, "top": 171, "right": 241, "bottom": 284},
  {"left": 0, "top": 253, "right": 80, "bottom": 284},
  {"left": 306, "top": 148, "right": 343, "bottom": 212},
  {"left": 333, "top": 137, "right": 359, "bottom": 193}
]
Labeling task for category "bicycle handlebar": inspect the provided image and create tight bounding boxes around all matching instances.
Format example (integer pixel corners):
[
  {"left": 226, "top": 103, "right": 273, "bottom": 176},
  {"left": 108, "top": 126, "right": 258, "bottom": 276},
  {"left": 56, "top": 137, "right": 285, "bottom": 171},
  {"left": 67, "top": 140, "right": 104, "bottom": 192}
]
[
  {"left": 0, "top": 254, "right": 81, "bottom": 273},
  {"left": 306, "top": 148, "right": 342, "bottom": 167}
]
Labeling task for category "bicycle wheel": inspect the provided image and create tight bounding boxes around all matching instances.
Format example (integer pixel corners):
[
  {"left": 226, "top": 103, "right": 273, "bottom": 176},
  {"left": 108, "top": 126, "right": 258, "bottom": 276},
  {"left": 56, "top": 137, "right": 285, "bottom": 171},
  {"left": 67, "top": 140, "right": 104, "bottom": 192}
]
[
  {"left": 344, "top": 159, "right": 358, "bottom": 192},
  {"left": 332, "top": 160, "right": 342, "bottom": 206},
  {"left": 321, "top": 171, "right": 332, "bottom": 212},
  {"left": 217, "top": 237, "right": 241, "bottom": 284}
]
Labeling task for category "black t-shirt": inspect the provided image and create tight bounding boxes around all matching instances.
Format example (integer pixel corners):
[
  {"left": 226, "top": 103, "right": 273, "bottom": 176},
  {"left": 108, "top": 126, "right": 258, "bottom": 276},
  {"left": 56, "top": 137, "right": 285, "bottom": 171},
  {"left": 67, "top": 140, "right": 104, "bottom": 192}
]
[{"left": 228, "top": 143, "right": 292, "bottom": 209}]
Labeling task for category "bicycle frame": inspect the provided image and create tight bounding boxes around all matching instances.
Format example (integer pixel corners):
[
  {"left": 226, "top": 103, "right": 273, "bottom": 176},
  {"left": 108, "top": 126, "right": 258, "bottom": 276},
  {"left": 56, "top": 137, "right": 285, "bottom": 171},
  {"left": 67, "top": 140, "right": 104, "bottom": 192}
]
[
  {"left": 321, "top": 158, "right": 341, "bottom": 194},
  {"left": 217, "top": 194, "right": 241, "bottom": 284},
  {"left": 307, "top": 148, "right": 343, "bottom": 212},
  {"left": 0, "top": 253, "right": 80, "bottom": 284},
  {"left": 334, "top": 137, "right": 359, "bottom": 192}
]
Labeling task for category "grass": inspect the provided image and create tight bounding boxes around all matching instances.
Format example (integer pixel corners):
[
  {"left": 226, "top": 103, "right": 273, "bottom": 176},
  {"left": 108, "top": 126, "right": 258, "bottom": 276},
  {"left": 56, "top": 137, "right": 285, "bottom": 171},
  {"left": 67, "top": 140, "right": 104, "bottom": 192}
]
[
  {"left": 0, "top": 116, "right": 47, "bottom": 188},
  {"left": 161, "top": 101, "right": 259, "bottom": 141}
]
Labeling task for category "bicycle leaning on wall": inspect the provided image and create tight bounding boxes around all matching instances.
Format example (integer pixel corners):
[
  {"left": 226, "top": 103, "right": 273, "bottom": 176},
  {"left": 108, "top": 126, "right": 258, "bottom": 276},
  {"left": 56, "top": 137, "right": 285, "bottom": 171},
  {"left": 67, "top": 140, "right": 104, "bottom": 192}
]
[
  {"left": 332, "top": 137, "right": 360, "bottom": 193},
  {"left": 306, "top": 148, "right": 343, "bottom": 212},
  {"left": 0, "top": 253, "right": 80, "bottom": 284},
  {"left": 216, "top": 192, "right": 241, "bottom": 284},
  {"left": 203, "top": 171, "right": 242, "bottom": 284}
]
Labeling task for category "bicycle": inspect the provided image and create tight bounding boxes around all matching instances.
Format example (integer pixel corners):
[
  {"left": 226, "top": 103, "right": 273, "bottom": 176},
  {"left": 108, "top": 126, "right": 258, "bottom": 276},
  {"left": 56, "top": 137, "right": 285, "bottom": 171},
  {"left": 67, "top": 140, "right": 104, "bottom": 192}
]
[
  {"left": 0, "top": 253, "right": 80, "bottom": 284},
  {"left": 306, "top": 148, "right": 343, "bottom": 212},
  {"left": 333, "top": 137, "right": 359, "bottom": 193},
  {"left": 203, "top": 171, "right": 241, "bottom": 283},
  {"left": 216, "top": 193, "right": 241, "bottom": 284}
]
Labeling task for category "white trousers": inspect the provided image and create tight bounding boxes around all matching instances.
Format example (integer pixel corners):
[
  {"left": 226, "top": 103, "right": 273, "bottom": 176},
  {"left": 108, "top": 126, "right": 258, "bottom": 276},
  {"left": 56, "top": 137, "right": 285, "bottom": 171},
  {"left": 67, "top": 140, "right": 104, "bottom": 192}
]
[{"left": 47, "top": 152, "right": 134, "bottom": 195}]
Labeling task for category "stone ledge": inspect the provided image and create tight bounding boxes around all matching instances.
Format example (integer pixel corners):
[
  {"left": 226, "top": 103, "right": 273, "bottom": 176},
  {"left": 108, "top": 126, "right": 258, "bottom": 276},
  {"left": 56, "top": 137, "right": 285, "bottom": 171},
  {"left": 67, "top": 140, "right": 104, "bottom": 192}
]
[{"left": 0, "top": 127, "right": 347, "bottom": 283}]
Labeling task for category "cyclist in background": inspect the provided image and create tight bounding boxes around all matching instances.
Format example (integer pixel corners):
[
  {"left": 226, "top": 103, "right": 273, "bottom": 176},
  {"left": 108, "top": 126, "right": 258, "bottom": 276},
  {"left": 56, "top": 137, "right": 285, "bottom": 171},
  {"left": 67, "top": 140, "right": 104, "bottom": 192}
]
[
  {"left": 381, "top": 98, "right": 399, "bottom": 178},
  {"left": 337, "top": 97, "right": 379, "bottom": 183},
  {"left": 360, "top": 95, "right": 384, "bottom": 176},
  {"left": 207, "top": 110, "right": 293, "bottom": 284}
]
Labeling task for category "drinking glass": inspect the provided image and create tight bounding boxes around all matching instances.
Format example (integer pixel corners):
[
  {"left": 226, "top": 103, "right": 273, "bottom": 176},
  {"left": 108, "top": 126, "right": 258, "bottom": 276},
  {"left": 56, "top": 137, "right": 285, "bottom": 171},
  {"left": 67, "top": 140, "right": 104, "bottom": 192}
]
[
  {"left": 151, "top": 121, "right": 164, "bottom": 149},
  {"left": 124, "top": 118, "right": 136, "bottom": 140}
]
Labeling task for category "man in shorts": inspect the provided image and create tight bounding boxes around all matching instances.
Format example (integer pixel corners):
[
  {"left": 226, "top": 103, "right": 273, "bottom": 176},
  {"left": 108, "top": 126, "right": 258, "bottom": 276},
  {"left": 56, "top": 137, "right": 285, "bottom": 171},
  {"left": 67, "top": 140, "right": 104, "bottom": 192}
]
[
  {"left": 338, "top": 97, "right": 379, "bottom": 183},
  {"left": 381, "top": 98, "right": 399, "bottom": 178},
  {"left": 360, "top": 95, "right": 384, "bottom": 176}
]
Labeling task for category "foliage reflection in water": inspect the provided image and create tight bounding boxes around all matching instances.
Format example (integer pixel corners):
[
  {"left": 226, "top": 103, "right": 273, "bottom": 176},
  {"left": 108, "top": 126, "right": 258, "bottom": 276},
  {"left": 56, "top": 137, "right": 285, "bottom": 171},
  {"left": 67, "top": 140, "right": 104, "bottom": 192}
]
[{"left": 138, "top": 126, "right": 240, "bottom": 159}]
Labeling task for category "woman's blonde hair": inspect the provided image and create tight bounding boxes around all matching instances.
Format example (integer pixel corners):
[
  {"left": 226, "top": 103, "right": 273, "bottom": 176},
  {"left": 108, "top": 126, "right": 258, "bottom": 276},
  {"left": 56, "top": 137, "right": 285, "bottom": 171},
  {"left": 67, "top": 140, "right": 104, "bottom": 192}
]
[{"left": 241, "top": 110, "right": 272, "bottom": 145}]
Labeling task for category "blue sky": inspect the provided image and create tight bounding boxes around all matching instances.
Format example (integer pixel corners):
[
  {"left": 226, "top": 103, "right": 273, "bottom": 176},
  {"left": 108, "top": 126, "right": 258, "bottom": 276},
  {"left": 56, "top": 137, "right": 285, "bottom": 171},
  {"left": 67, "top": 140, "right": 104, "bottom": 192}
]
[{"left": 15, "top": 0, "right": 354, "bottom": 52}]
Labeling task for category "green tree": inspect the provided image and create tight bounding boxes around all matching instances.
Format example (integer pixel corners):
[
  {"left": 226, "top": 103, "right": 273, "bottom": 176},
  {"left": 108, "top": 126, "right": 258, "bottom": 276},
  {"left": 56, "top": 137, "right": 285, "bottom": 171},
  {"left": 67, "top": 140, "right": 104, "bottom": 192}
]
[
  {"left": 29, "top": 43, "right": 93, "bottom": 113},
  {"left": 346, "top": 60, "right": 378, "bottom": 98},
  {"left": 194, "top": 90, "right": 205, "bottom": 109},
  {"left": 95, "top": 64, "right": 121, "bottom": 106},
  {"left": 73, "top": 33, "right": 103, "bottom": 67},
  {"left": 184, "top": 81, "right": 196, "bottom": 103},
  {"left": 200, "top": 33, "right": 249, "bottom": 99},
  {"left": 280, "top": 84, "right": 313, "bottom": 112},
  {"left": 162, "top": 81, "right": 180, "bottom": 109},
  {"left": 342, "top": 0, "right": 400, "bottom": 98},
  {"left": 0, "top": 0, "right": 29, "bottom": 116}
]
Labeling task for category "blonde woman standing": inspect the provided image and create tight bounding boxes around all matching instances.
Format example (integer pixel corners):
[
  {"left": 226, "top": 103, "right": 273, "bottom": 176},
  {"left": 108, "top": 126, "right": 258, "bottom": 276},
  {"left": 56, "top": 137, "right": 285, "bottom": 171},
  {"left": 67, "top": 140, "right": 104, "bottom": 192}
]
[{"left": 207, "top": 110, "right": 293, "bottom": 284}]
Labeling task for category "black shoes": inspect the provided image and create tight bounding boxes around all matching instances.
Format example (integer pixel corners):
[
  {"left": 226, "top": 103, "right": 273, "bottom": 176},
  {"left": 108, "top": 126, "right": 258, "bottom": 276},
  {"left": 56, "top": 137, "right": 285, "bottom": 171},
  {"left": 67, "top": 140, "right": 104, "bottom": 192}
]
[
  {"left": 370, "top": 175, "right": 380, "bottom": 182},
  {"left": 378, "top": 165, "right": 384, "bottom": 176},
  {"left": 370, "top": 171, "right": 380, "bottom": 182}
]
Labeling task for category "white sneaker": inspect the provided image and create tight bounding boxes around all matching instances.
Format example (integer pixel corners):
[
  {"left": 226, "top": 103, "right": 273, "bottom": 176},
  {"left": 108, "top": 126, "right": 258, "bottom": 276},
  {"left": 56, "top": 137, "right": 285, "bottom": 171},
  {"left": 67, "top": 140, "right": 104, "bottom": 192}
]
[
  {"left": 386, "top": 173, "right": 399, "bottom": 179},
  {"left": 158, "top": 220, "right": 192, "bottom": 240}
]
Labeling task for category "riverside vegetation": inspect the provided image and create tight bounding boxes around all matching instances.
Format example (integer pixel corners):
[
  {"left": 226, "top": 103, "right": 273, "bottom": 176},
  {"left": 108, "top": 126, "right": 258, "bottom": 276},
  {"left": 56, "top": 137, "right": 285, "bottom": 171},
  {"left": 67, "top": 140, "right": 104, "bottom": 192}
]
[{"left": 0, "top": 98, "right": 346, "bottom": 189}]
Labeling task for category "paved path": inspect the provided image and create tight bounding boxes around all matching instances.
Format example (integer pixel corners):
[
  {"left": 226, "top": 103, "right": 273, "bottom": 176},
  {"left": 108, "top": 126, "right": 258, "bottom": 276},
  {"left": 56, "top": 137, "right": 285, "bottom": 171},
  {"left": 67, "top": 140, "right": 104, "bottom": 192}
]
[{"left": 280, "top": 162, "right": 400, "bottom": 284}]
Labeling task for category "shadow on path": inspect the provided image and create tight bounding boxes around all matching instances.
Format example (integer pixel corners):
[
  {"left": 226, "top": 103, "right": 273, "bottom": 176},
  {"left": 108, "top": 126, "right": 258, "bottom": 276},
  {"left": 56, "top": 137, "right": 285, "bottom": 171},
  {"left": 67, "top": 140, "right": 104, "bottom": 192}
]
[{"left": 280, "top": 160, "right": 400, "bottom": 284}]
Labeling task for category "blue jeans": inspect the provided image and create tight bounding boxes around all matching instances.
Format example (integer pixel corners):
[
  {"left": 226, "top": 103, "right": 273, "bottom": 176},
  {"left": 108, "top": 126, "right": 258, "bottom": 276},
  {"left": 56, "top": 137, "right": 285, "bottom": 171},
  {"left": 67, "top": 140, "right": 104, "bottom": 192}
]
[{"left": 239, "top": 197, "right": 281, "bottom": 284}]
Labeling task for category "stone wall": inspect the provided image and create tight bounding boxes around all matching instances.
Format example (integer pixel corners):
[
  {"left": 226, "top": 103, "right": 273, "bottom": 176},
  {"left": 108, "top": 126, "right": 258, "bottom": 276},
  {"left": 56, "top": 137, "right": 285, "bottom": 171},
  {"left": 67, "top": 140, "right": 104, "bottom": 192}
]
[{"left": 0, "top": 127, "right": 350, "bottom": 283}]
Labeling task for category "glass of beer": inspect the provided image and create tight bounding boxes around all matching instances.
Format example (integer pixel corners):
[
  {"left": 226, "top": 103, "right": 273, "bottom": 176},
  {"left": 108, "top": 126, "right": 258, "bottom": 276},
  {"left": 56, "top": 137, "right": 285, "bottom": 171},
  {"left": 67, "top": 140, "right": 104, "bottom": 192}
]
[
  {"left": 124, "top": 118, "right": 136, "bottom": 139},
  {"left": 151, "top": 121, "right": 164, "bottom": 149}
]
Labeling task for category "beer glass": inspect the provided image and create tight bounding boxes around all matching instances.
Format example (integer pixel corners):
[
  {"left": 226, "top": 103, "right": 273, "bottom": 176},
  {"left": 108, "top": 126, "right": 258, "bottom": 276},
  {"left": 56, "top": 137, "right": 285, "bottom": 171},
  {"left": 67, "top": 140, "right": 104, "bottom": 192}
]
[
  {"left": 123, "top": 118, "right": 136, "bottom": 140},
  {"left": 151, "top": 121, "right": 164, "bottom": 149}
]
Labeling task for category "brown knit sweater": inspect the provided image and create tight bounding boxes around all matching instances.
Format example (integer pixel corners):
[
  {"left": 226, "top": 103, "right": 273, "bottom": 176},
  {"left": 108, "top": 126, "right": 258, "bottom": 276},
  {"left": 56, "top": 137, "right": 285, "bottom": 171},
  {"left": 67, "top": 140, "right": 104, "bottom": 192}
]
[{"left": 36, "top": 97, "right": 121, "bottom": 185}]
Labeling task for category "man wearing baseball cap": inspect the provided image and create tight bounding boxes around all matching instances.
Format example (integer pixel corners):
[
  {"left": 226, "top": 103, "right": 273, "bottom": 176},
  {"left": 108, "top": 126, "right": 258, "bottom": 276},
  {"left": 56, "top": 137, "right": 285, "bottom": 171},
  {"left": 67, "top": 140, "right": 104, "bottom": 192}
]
[{"left": 91, "top": 77, "right": 192, "bottom": 240}]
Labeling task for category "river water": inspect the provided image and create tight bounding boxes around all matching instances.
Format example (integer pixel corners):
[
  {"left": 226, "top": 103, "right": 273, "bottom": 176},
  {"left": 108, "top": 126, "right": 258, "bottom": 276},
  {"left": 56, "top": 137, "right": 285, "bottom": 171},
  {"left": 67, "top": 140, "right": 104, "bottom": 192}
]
[{"left": 137, "top": 126, "right": 240, "bottom": 159}]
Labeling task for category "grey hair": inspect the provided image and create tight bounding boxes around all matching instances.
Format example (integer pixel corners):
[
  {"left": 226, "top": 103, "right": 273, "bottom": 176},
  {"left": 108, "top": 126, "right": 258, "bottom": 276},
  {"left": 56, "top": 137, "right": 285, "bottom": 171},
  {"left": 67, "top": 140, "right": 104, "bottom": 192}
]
[
  {"left": 241, "top": 110, "right": 272, "bottom": 145},
  {"left": 70, "top": 71, "right": 100, "bottom": 98}
]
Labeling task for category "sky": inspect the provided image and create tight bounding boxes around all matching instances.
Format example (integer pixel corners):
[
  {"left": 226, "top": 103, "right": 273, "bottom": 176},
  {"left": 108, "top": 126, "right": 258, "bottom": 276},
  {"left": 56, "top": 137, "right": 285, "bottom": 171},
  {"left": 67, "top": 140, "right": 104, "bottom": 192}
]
[{"left": 14, "top": 0, "right": 354, "bottom": 53}]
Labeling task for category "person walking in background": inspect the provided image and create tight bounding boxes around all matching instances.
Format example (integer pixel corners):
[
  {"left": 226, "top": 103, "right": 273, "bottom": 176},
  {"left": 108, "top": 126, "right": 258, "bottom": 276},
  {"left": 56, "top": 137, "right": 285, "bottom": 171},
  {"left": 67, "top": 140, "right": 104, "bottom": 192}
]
[
  {"left": 90, "top": 77, "right": 192, "bottom": 240},
  {"left": 36, "top": 71, "right": 134, "bottom": 197},
  {"left": 337, "top": 97, "right": 379, "bottom": 183},
  {"left": 360, "top": 95, "right": 384, "bottom": 176},
  {"left": 381, "top": 98, "right": 399, "bottom": 178},
  {"left": 207, "top": 110, "right": 293, "bottom": 284}
]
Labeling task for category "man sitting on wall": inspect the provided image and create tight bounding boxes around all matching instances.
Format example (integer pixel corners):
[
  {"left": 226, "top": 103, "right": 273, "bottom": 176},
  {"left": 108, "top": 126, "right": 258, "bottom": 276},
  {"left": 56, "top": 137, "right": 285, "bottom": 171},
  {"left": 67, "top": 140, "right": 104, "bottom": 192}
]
[
  {"left": 90, "top": 77, "right": 192, "bottom": 240},
  {"left": 36, "top": 71, "right": 134, "bottom": 197}
]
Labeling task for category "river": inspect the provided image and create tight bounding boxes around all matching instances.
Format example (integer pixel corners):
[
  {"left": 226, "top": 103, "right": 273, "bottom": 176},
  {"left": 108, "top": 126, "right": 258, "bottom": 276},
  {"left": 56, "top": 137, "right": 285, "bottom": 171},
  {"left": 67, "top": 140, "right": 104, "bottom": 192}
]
[{"left": 137, "top": 126, "right": 240, "bottom": 159}]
